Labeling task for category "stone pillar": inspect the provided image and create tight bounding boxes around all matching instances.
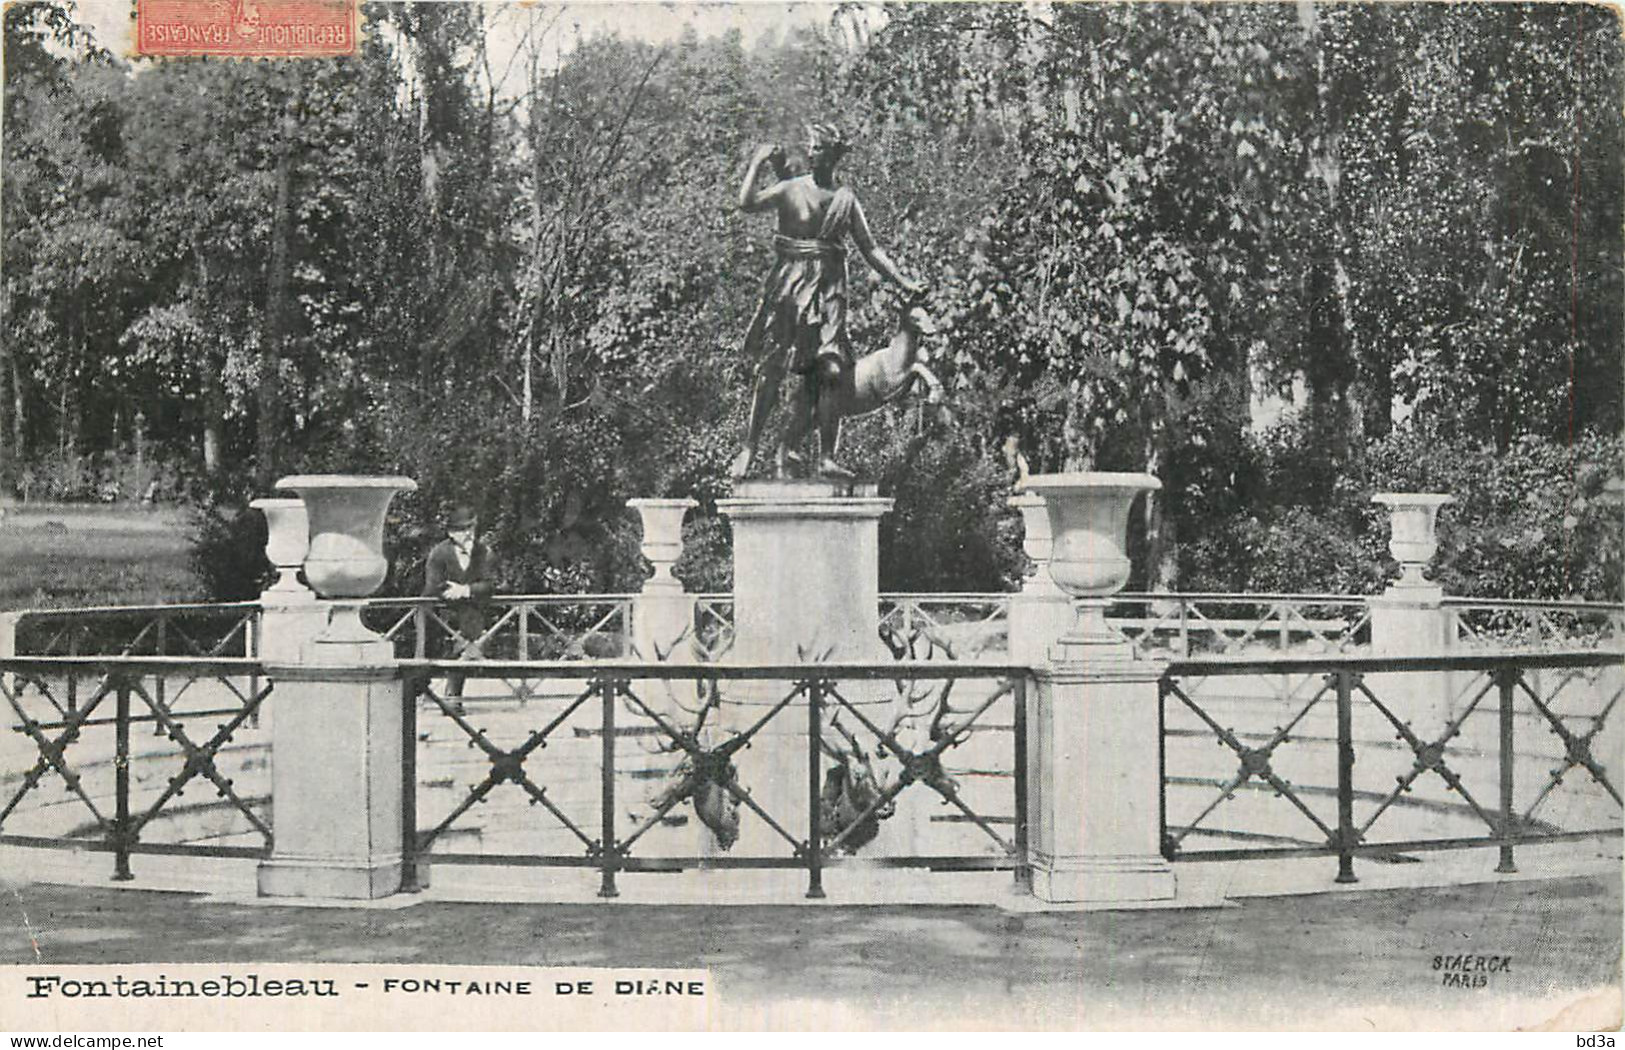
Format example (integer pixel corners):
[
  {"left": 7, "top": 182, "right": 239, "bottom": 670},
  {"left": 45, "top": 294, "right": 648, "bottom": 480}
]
[
  {"left": 1369, "top": 494, "right": 1456, "bottom": 731},
  {"left": 1029, "top": 659, "right": 1176, "bottom": 903},
  {"left": 715, "top": 480, "right": 894, "bottom": 860},
  {"left": 257, "top": 631, "right": 405, "bottom": 899},
  {"left": 720, "top": 481, "right": 892, "bottom": 664},
  {"left": 628, "top": 498, "right": 697, "bottom": 663},
  {"left": 0, "top": 611, "right": 19, "bottom": 697},
  {"left": 1017, "top": 472, "right": 1173, "bottom": 904},
  {"left": 1006, "top": 493, "right": 1073, "bottom": 665},
  {"left": 257, "top": 475, "right": 414, "bottom": 900}
]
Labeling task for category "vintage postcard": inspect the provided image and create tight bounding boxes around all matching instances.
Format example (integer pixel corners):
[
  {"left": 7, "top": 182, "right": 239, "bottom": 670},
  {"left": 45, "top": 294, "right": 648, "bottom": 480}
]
[{"left": 0, "top": 0, "right": 1620, "bottom": 1034}]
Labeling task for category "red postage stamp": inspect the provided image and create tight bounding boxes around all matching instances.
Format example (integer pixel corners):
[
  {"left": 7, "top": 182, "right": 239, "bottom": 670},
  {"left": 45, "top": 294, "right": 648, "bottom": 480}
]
[{"left": 136, "top": 0, "right": 358, "bottom": 58}]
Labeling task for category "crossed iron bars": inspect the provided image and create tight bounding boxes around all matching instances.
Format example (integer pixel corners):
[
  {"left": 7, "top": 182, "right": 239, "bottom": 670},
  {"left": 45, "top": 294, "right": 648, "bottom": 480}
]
[
  {"left": 408, "top": 664, "right": 1025, "bottom": 896},
  {"left": 0, "top": 660, "right": 274, "bottom": 880},
  {"left": 1162, "top": 660, "right": 1621, "bottom": 878}
]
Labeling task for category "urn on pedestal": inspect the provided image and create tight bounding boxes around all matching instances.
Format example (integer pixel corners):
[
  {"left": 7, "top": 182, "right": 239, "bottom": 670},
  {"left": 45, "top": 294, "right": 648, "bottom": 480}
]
[
  {"left": 1008, "top": 492, "right": 1063, "bottom": 597},
  {"left": 628, "top": 498, "right": 697, "bottom": 591},
  {"left": 1372, "top": 492, "right": 1452, "bottom": 589},
  {"left": 628, "top": 497, "right": 698, "bottom": 663},
  {"left": 1019, "top": 472, "right": 1161, "bottom": 660},
  {"left": 250, "top": 498, "right": 310, "bottom": 599},
  {"left": 273, "top": 475, "right": 417, "bottom": 649}
]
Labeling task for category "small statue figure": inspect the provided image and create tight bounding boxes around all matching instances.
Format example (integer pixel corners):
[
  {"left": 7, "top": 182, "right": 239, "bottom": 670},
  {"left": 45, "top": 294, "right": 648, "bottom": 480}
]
[{"left": 729, "top": 123, "right": 927, "bottom": 481}]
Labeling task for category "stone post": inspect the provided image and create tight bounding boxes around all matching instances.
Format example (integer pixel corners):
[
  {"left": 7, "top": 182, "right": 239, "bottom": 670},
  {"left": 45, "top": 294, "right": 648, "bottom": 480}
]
[
  {"left": 1019, "top": 472, "right": 1175, "bottom": 904},
  {"left": 257, "top": 642, "right": 406, "bottom": 899},
  {"left": 0, "top": 611, "right": 19, "bottom": 698},
  {"left": 256, "top": 476, "right": 414, "bottom": 900},
  {"left": 628, "top": 498, "right": 698, "bottom": 663},
  {"left": 1368, "top": 493, "right": 1456, "bottom": 731},
  {"left": 715, "top": 480, "right": 896, "bottom": 863},
  {"left": 624, "top": 498, "right": 698, "bottom": 846},
  {"left": 1029, "top": 660, "right": 1176, "bottom": 903}
]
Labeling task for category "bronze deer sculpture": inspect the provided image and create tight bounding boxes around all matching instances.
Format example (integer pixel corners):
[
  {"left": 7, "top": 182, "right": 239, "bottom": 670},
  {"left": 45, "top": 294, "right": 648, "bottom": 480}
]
[{"left": 769, "top": 300, "right": 946, "bottom": 479}]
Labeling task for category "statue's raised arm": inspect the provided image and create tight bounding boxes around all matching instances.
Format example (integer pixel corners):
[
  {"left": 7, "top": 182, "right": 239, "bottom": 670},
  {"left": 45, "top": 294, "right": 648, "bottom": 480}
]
[{"left": 738, "top": 143, "right": 787, "bottom": 212}]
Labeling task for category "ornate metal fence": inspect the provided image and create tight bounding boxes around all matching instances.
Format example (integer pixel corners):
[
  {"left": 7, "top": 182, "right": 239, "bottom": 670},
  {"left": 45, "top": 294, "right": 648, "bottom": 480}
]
[
  {"left": 0, "top": 655, "right": 274, "bottom": 881},
  {"left": 878, "top": 595, "right": 1011, "bottom": 661},
  {"left": 1160, "top": 649, "right": 1622, "bottom": 883},
  {"left": 691, "top": 595, "right": 735, "bottom": 662},
  {"left": 9, "top": 603, "right": 264, "bottom": 720},
  {"left": 1111, "top": 593, "right": 1372, "bottom": 657},
  {"left": 400, "top": 659, "right": 1029, "bottom": 898},
  {"left": 12, "top": 602, "right": 260, "bottom": 661},
  {"left": 1447, "top": 598, "right": 1625, "bottom": 650},
  {"left": 361, "top": 595, "right": 634, "bottom": 662}
]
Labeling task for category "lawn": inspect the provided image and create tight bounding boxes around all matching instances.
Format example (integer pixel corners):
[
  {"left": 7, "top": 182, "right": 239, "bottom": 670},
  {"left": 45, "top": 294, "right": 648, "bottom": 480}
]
[{"left": 0, "top": 503, "right": 204, "bottom": 611}]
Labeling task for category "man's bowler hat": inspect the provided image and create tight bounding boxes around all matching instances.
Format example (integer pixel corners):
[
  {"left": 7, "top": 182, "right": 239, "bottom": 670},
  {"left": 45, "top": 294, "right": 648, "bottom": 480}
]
[{"left": 446, "top": 504, "right": 479, "bottom": 530}]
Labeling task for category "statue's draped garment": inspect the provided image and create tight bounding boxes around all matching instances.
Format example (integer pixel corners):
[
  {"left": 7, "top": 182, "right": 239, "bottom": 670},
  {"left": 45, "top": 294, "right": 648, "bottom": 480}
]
[{"left": 743, "top": 186, "right": 856, "bottom": 375}]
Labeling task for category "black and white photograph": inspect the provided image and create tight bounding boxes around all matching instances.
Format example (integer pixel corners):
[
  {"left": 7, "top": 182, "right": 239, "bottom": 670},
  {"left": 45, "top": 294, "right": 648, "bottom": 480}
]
[{"left": 0, "top": 0, "right": 1620, "bottom": 1032}]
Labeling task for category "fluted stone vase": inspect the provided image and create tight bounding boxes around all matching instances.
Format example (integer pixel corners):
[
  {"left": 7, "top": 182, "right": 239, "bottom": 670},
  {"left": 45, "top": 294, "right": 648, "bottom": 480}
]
[
  {"left": 1020, "top": 472, "right": 1161, "bottom": 660},
  {"left": 1372, "top": 492, "right": 1452, "bottom": 588},
  {"left": 273, "top": 475, "right": 416, "bottom": 651},
  {"left": 250, "top": 497, "right": 310, "bottom": 599}
]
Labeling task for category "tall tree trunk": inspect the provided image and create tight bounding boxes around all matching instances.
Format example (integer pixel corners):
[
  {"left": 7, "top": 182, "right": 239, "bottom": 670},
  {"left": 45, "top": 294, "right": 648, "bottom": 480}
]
[
  {"left": 203, "top": 365, "right": 225, "bottom": 476},
  {"left": 1299, "top": 1, "right": 1355, "bottom": 478},
  {"left": 0, "top": 314, "right": 13, "bottom": 503},
  {"left": 258, "top": 118, "right": 294, "bottom": 491}
]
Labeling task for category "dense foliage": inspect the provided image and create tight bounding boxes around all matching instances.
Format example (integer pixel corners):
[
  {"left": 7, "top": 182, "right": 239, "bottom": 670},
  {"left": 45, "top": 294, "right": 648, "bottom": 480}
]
[{"left": 3, "top": 2, "right": 1620, "bottom": 601}]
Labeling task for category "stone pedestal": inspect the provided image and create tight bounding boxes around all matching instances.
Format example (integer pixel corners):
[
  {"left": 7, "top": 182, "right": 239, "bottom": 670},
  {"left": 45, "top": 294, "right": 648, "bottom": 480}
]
[
  {"left": 1369, "top": 583, "right": 1457, "bottom": 741},
  {"left": 1028, "top": 661, "right": 1176, "bottom": 903},
  {"left": 715, "top": 480, "right": 895, "bottom": 861},
  {"left": 257, "top": 632, "right": 404, "bottom": 899},
  {"left": 256, "top": 593, "right": 327, "bottom": 664},
  {"left": 720, "top": 481, "right": 892, "bottom": 664},
  {"left": 0, "top": 610, "right": 18, "bottom": 697}
]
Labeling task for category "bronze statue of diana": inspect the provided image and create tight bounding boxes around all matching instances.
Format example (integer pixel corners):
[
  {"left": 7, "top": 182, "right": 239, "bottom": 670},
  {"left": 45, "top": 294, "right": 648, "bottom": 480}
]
[{"left": 729, "top": 123, "right": 928, "bottom": 481}]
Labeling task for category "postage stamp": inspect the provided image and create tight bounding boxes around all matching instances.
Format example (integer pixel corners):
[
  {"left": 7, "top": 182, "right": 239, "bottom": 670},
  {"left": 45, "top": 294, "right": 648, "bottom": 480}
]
[{"left": 135, "top": 0, "right": 358, "bottom": 58}]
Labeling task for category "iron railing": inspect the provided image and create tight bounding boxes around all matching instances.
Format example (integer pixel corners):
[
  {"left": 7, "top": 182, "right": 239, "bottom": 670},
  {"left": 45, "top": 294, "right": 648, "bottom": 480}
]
[
  {"left": 1446, "top": 598, "right": 1625, "bottom": 651},
  {"left": 0, "top": 655, "right": 274, "bottom": 881},
  {"left": 1111, "top": 592, "right": 1372, "bottom": 656},
  {"left": 400, "top": 659, "right": 1029, "bottom": 898},
  {"left": 11, "top": 601, "right": 260, "bottom": 661},
  {"left": 1159, "top": 648, "right": 1623, "bottom": 883},
  {"left": 360, "top": 595, "right": 634, "bottom": 662},
  {"left": 691, "top": 595, "right": 734, "bottom": 662},
  {"left": 878, "top": 594, "right": 1012, "bottom": 662},
  {"left": 11, "top": 594, "right": 1620, "bottom": 666}
]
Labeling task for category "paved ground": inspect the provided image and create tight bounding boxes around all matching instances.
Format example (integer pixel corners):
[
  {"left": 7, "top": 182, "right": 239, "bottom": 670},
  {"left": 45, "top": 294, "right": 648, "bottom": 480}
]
[{"left": 2, "top": 873, "right": 1619, "bottom": 1029}]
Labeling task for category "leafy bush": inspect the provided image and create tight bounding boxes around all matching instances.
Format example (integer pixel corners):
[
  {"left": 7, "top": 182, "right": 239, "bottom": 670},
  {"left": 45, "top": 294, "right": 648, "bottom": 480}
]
[
  {"left": 1179, "top": 417, "right": 1622, "bottom": 601},
  {"left": 1365, "top": 426, "right": 1622, "bottom": 602},
  {"left": 190, "top": 502, "right": 271, "bottom": 602}
]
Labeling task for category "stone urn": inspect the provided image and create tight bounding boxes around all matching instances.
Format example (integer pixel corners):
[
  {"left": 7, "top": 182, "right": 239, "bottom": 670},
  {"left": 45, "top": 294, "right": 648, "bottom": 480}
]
[
  {"left": 250, "top": 497, "right": 309, "bottom": 599},
  {"left": 273, "top": 475, "right": 417, "bottom": 644},
  {"left": 1020, "top": 472, "right": 1161, "bottom": 654},
  {"left": 1008, "top": 492, "right": 1062, "bottom": 596},
  {"left": 628, "top": 498, "right": 696, "bottom": 592},
  {"left": 1372, "top": 492, "right": 1452, "bottom": 588}
]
